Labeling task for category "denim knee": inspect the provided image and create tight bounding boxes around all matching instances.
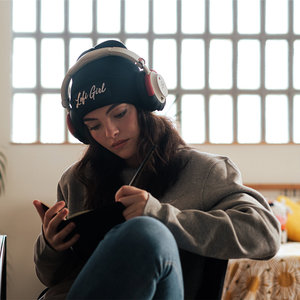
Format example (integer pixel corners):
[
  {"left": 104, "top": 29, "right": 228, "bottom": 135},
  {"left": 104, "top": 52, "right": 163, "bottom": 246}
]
[
  {"left": 106, "top": 216, "right": 179, "bottom": 260},
  {"left": 67, "top": 216, "right": 184, "bottom": 300}
]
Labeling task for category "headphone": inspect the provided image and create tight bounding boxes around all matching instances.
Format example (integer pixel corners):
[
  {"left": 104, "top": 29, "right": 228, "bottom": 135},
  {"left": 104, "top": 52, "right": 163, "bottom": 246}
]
[{"left": 61, "top": 44, "right": 168, "bottom": 144}]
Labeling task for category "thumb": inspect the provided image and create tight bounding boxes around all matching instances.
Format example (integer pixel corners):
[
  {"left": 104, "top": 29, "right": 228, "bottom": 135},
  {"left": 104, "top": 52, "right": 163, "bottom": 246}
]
[{"left": 33, "top": 200, "right": 46, "bottom": 223}]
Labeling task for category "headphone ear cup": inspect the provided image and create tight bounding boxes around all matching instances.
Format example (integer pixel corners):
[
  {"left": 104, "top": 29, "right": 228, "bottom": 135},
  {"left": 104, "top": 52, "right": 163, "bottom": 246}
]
[
  {"left": 136, "top": 71, "right": 166, "bottom": 111},
  {"left": 67, "top": 112, "right": 89, "bottom": 144}
]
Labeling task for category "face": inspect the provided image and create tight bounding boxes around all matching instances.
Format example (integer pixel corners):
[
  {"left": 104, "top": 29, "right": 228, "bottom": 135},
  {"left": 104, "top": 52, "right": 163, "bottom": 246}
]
[{"left": 83, "top": 103, "right": 140, "bottom": 168}]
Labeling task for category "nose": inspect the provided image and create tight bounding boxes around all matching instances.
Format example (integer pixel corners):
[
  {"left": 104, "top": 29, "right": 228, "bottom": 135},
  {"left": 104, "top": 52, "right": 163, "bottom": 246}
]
[{"left": 105, "top": 121, "right": 119, "bottom": 138}]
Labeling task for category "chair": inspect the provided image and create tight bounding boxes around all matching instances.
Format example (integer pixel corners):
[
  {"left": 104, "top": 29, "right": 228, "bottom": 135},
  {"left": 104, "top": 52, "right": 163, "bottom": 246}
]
[
  {"left": 0, "top": 235, "right": 7, "bottom": 300},
  {"left": 179, "top": 249, "right": 228, "bottom": 300},
  {"left": 37, "top": 288, "right": 49, "bottom": 300}
]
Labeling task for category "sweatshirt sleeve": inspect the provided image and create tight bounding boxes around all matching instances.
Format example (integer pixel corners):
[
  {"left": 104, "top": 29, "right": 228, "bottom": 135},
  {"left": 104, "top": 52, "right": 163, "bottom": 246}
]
[
  {"left": 34, "top": 230, "right": 80, "bottom": 287},
  {"left": 33, "top": 174, "right": 83, "bottom": 287},
  {"left": 143, "top": 153, "right": 281, "bottom": 260}
]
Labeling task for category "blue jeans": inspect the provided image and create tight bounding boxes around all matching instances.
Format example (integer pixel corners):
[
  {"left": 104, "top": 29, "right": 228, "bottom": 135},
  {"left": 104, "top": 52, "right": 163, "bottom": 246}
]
[{"left": 66, "top": 216, "right": 184, "bottom": 299}]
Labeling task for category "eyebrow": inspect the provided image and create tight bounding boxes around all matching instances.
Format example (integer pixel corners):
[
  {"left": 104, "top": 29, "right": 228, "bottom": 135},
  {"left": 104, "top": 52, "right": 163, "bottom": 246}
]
[
  {"left": 106, "top": 103, "right": 121, "bottom": 115},
  {"left": 83, "top": 103, "right": 122, "bottom": 122}
]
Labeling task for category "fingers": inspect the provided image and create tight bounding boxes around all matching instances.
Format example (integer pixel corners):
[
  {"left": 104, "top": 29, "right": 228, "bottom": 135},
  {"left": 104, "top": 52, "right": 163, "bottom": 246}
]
[
  {"left": 45, "top": 211, "right": 80, "bottom": 252},
  {"left": 33, "top": 200, "right": 47, "bottom": 223},
  {"left": 115, "top": 186, "right": 149, "bottom": 220},
  {"left": 118, "top": 193, "right": 148, "bottom": 207},
  {"left": 43, "top": 201, "right": 66, "bottom": 228},
  {"left": 46, "top": 208, "right": 69, "bottom": 235},
  {"left": 115, "top": 185, "right": 147, "bottom": 201},
  {"left": 33, "top": 199, "right": 67, "bottom": 229},
  {"left": 33, "top": 200, "right": 80, "bottom": 252},
  {"left": 45, "top": 212, "right": 80, "bottom": 252},
  {"left": 55, "top": 234, "right": 80, "bottom": 252},
  {"left": 50, "top": 222, "right": 80, "bottom": 252},
  {"left": 122, "top": 199, "right": 147, "bottom": 220}
]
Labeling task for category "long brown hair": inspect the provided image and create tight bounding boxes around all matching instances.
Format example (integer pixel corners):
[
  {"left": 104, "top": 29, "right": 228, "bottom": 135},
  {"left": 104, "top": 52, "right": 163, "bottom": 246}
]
[{"left": 74, "top": 106, "right": 190, "bottom": 209}]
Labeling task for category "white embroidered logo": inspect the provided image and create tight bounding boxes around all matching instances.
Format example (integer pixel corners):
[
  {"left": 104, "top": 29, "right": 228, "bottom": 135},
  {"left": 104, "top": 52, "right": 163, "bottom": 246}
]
[
  {"left": 90, "top": 83, "right": 106, "bottom": 100},
  {"left": 75, "top": 91, "right": 88, "bottom": 108},
  {"left": 75, "top": 83, "right": 107, "bottom": 108}
]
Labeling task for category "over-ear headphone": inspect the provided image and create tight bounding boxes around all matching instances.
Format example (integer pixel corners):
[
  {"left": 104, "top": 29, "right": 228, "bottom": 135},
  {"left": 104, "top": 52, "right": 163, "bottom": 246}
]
[{"left": 61, "top": 41, "right": 168, "bottom": 144}]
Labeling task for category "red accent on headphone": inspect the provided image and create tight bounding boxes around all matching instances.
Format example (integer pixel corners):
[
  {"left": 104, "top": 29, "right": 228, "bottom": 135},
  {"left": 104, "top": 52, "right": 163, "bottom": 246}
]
[
  {"left": 145, "top": 73, "right": 155, "bottom": 96},
  {"left": 67, "top": 113, "right": 76, "bottom": 135}
]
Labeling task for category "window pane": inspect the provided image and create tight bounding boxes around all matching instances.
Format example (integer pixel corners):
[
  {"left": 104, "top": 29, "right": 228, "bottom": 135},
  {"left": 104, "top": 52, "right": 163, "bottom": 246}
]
[
  {"left": 182, "top": 0, "right": 205, "bottom": 34},
  {"left": 41, "top": 39, "right": 65, "bottom": 88},
  {"left": 209, "top": 95, "right": 233, "bottom": 143},
  {"left": 266, "top": 0, "right": 288, "bottom": 34},
  {"left": 237, "top": 0, "right": 260, "bottom": 34},
  {"left": 125, "top": 0, "right": 148, "bottom": 33},
  {"left": 265, "top": 95, "right": 288, "bottom": 143},
  {"left": 294, "top": 95, "right": 300, "bottom": 143},
  {"left": 125, "top": 39, "right": 149, "bottom": 65},
  {"left": 13, "top": 0, "right": 36, "bottom": 32},
  {"left": 40, "top": 94, "right": 65, "bottom": 143},
  {"left": 182, "top": 95, "right": 205, "bottom": 143},
  {"left": 68, "top": 132, "right": 81, "bottom": 144},
  {"left": 41, "top": 0, "right": 64, "bottom": 33},
  {"left": 265, "top": 40, "right": 288, "bottom": 90},
  {"left": 12, "top": 38, "right": 36, "bottom": 88},
  {"left": 69, "top": 38, "right": 93, "bottom": 68},
  {"left": 237, "top": 40, "right": 260, "bottom": 89},
  {"left": 153, "top": 0, "right": 177, "bottom": 34},
  {"left": 181, "top": 39, "right": 204, "bottom": 89},
  {"left": 155, "top": 94, "right": 177, "bottom": 121},
  {"left": 97, "top": 0, "right": 120, "bottom": 33},
  {"left": 209, "top": 40, "right": 232, "bottom": 89},
  {"left": 294, "top": 0, "right": 300, "bottom": 34},
  {"left": 294, "top": 40, "right": 300, "bottom": 89},
  {"left": 210, "top": 0, "right": 233, "bottom": 34},
  {"left": 153, "top": 39, "right": 177, "bottom": 89},
  {"left": 69, "top": 0, "right": 93, "bottom": 33},
  {"left": 12, "top": 94, "right": 37, "bottom": 143},
  {"left": 238, "top": 95, "right": 261, "bottom": 143}
]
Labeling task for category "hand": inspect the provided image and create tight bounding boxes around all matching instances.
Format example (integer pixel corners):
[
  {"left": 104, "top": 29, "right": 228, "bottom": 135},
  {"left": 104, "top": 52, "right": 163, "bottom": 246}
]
[
  {"left": 115, "top": 186, "right": 149, "bottom": 221},
  {"left": 33, "top": 200, "right": 80, "bottom": 252}
]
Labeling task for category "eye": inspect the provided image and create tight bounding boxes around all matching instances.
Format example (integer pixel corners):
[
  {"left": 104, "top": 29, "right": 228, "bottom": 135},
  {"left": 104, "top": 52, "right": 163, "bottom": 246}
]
[
  {"left": 115, "top": 109, "right": 127, "bottom": 119},
  {"left": 89, "top": 124, "right": 101, "bottom": 131}
]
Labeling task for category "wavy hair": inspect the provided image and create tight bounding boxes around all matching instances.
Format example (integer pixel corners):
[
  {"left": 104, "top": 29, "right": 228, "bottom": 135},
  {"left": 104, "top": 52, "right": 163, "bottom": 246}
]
[{"left": 74, "top": 106, "right": 190, "bottom": 210}]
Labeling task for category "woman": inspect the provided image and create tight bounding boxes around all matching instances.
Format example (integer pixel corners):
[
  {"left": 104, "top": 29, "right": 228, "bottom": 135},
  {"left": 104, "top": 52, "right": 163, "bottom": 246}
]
[{"left": 33, "top": 40, "right": 281, "bottom": 300}]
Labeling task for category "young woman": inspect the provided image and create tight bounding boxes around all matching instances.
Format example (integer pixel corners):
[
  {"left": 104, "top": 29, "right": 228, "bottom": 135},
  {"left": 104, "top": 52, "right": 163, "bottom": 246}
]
[{"left": 33, "top": 40, "right": 281, "bottom": 300}]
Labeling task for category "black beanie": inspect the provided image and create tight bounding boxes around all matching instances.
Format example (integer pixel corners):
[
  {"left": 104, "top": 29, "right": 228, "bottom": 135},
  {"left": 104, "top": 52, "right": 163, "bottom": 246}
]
[{"left": 70, "top": 40, "right": 143, "bottom": 121}]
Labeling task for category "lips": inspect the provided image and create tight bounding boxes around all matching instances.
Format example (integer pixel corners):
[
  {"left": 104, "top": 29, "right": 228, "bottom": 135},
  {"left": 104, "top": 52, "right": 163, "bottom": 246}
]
[{"left": 112, "top": 139, "right": 129, "bottom": 149}]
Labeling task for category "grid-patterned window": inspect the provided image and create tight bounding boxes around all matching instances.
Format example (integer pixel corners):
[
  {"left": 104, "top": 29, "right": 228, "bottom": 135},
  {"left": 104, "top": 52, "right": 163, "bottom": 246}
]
[{"left": 11, "top": 0, "right": 300, "bottom": 144}]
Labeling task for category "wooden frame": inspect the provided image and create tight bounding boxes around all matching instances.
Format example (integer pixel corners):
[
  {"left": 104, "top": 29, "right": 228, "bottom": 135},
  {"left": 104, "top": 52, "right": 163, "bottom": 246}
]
[{"left": 245, "top": 184, "right": 300, "bottom": 190}]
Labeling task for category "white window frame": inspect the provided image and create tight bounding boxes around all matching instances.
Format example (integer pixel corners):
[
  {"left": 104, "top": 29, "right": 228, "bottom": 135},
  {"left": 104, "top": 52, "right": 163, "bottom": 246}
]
[{"left": 11, "top": 0, "right": 300, "bottom": 144}]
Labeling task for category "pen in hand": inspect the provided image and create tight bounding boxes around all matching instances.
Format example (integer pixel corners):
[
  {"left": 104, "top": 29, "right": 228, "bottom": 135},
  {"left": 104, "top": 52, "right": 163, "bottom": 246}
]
[
  {"left": 39, "top": 145, "right": 157, "bottom": 213},
  {"left": 128, "top": 145, "right": 157, "bottom": 187}
]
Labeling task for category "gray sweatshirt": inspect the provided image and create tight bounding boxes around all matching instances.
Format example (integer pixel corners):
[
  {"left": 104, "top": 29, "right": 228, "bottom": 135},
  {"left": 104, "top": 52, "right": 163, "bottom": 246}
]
[{"left": 34, "top": 149, "right": 281, "bottom": 299}]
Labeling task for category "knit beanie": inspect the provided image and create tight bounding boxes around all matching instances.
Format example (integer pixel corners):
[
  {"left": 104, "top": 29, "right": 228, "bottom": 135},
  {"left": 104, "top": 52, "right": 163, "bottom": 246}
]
[{"left": 70, "top": 40, "right": 146, "bottom": 121}]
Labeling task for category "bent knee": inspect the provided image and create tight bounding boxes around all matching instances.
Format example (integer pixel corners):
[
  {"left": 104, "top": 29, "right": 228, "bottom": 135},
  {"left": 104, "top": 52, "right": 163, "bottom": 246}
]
[{"left": 116, "top": 217, "right": 177, "bottom": 252}]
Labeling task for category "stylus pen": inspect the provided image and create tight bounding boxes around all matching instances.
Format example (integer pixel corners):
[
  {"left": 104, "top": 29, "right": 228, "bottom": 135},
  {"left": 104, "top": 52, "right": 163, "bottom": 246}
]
[{"left": 128, "top": 144, "right": 157, "bottom": 187}]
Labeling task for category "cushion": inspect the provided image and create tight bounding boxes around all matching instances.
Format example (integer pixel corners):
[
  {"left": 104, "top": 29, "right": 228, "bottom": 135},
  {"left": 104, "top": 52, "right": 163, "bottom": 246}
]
[{"left": 277, "top": 195, "right": 300, "bottom": 242}]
